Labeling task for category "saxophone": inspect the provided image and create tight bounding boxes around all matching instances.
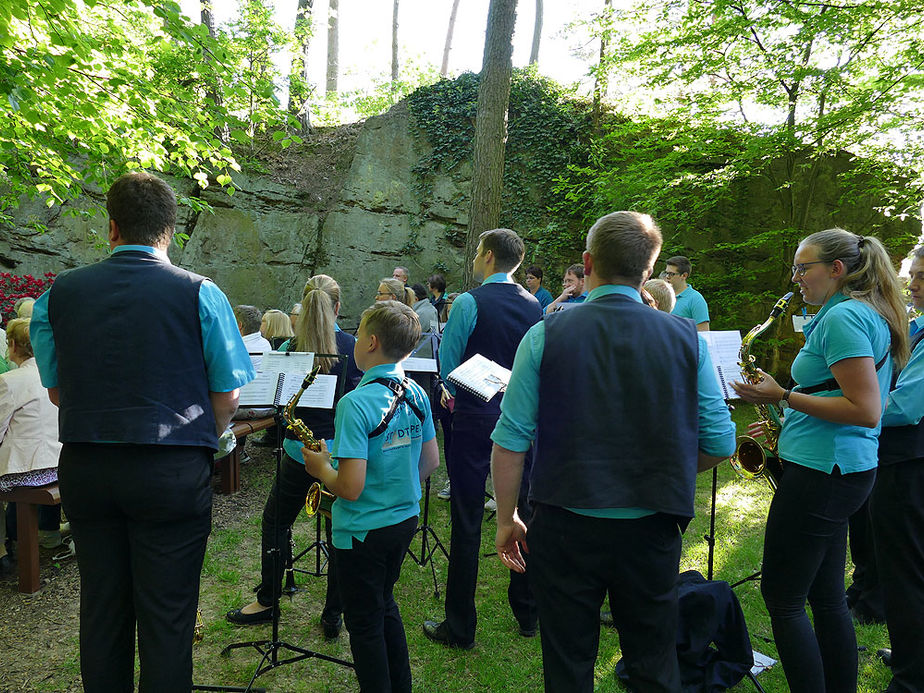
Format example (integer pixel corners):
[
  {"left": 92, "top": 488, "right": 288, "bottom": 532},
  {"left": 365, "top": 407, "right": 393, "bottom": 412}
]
[
  {"left": 282, "top": 365, "right": 335, "bottom": 516},
  {"left": 730, "top": 291, "right": 793, "bottom": 491}
]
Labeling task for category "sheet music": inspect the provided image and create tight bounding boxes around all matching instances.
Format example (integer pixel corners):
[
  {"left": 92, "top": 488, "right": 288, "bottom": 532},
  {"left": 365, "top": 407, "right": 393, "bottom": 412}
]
[
  {"left": 404, "top": 357, "right": 438, "bottom": 373},
  {"left": 280, "top": 373, "right": 337, "bottom": 409},
  {"left": 448, "top": 353, "right": 511, "bottom": 402},
  {"left": 237, "top": 351, "right": 316, "bottom": 407},
  {"left": 700, "top": 330, "right": 744, "bottom": 400}
]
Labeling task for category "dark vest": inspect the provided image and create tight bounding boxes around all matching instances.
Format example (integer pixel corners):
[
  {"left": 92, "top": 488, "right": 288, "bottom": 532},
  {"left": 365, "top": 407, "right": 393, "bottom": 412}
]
[
  {"left": 48, "top": 250, "right": 217, "bottom": 448},
  {"left": 456, "top": 282, "right": 541, "bottom": 415},
  {"left": 878, "top": 330, "right": 924, "bottom": 466},
  {"left": 532, "top": 293, "right": 700, "bottom": 519}
]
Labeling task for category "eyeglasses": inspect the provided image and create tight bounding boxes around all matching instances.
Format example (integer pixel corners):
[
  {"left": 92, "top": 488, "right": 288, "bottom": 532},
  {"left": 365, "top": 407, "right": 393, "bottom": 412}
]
[
  {"left": 659, "top": 271, "right": 679, "bottom": 279},
  {"left": 791, "top": 260, "right": 828, "bottom": 277}
]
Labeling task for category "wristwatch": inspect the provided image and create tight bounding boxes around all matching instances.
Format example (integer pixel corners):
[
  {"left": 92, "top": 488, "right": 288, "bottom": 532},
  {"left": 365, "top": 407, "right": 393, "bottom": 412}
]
[{"left": 780, "top": 389, "right": 792, "bottom": 410}]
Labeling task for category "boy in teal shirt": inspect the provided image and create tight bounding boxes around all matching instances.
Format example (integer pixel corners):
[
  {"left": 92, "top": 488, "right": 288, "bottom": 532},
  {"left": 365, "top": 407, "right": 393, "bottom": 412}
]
[{"left": 303, "top": 301, "right": 440, "bottom": 692}]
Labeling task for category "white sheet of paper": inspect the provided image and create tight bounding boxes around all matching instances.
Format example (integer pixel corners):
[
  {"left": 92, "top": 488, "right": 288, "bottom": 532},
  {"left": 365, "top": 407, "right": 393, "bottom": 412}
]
[
  {"left": 280, "top": 373, "right": 337, "bottom": 409},
  {"left": 236, "top": 351, "right": 317, "bottom": 407},
  {"left": 700, "top": 330, "right": 744, "bottom": 400},
  {"left": 404, "top": 357, "right": 438, "bottom": 373},
  {"left": 792, "top": 313, "right": 815, "bottom": 333},
  {"left": 751, "top": 650, "right": 777, "bottom": 675},
  {"left": 238, "top": 371, "right": 281, "bottom": 407}
]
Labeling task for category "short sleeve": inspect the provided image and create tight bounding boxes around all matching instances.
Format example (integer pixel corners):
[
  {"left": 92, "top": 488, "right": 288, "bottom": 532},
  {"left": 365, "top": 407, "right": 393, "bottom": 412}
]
[
  {"left": 331, "top": 393, "right": 375, "bottom": 460},
  {"left": 819, "top": 306, "right": 876, "bottom": 367},
  {"left": 199, "top": 281, "right": 256, "bottom": 392}
]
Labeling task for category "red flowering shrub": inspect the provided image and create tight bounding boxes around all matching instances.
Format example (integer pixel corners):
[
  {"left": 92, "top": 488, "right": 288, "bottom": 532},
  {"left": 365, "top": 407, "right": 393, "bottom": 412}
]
[{"left": 0, "top": 272, "right": 56, "bottom": 325}]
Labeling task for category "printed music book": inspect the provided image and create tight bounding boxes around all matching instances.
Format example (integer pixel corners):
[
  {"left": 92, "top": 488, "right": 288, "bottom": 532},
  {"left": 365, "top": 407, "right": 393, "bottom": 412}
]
[
  {"left": 447, "top": 353, "right": 511, "bottom": 402},
  {"left": 238, "top": 352, "right": 337, "bottom": 409}
]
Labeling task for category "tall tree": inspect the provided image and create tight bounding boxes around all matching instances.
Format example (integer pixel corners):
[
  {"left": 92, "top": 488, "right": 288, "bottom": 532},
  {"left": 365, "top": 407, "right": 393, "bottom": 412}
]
[
  {"left": 591, "top": 0, "right": 611, "bottom": 132},
  {"left": 529, "top": 0, "right": 542, "bottom": 65},
  {"left": 463, "top": 0, "right": 518, "bottom": 288},
  {"left": 441, "top": 0, "right": 461, "bottom": 77},
  {"left": 391, "top": 0, "right": 400, "bottom": 86},
  {"left": 288, "top": 0, "right": 314, "bottom": 132},
  {"left": 326, "top": 0, "right": 339, "bottom": 95}
]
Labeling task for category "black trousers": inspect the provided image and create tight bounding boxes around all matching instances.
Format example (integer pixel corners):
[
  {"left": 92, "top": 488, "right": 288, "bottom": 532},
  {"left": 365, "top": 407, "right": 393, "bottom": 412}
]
[
  {"left": 58, "top": 443, "right": 212, "bottom": 693},
  {"left": 761, "top": 462, "right": 875, "bottom": 693},
  {"left": 336, "top": 516, "right": 417, "bottom": 693},
  {"left": 845, "top": 494, "right": 885, "bottom": 620},
  {"left": 528, "top": 504, "right": 683, "bottom": 693},
  {"left": 444, "top": 412, "right": 535, "bottom": 644},
  {"left": 257, "top": 455, "right": 341, "bottom": 624},
  {"left": 871, "top": 458, "right": 924, "bottom": 693}
]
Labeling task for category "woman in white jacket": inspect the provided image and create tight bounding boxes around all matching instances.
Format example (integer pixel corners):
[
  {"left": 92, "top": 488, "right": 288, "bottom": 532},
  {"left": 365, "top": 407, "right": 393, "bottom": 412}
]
[{"left": 0, "top": 318, "right": 62, "bottom": 573}]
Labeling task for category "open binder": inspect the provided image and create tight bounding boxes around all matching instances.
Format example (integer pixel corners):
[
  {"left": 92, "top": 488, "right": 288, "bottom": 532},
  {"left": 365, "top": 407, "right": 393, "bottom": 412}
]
[{"left": 238, "top": 351, "right": 345, "bottom": 409}]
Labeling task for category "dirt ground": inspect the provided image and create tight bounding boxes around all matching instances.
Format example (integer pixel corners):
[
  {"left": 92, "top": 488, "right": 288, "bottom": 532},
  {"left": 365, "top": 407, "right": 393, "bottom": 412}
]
[{"left": 0, "top": 444, "right": 277, "bottom": 693}]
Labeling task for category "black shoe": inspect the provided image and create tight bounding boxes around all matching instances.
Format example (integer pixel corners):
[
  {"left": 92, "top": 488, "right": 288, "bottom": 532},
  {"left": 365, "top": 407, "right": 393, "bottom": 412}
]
[
  {"left": 0, "top": 554, "right": 14, "bottom": 577},
  {"left": 518, "top": 623, "right": 538, "bottom": 638},
  {"left": 851, "top": 605, "right": 886, "bottom": 626},
  {"left": 422, "top": 620, "right": 474, "bottom": 650},
  {"left": 225, "top": 606, "right": 273, "bottom": 625},
  {"left": 876, "top": 648, "right": 892, "bottom": 668},
  {"left": 321, "top": 617, "right": 342, "bottom": 640}
]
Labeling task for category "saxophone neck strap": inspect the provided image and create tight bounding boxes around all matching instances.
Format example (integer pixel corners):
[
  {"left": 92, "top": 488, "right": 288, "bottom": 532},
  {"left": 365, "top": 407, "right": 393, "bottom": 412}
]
[
  {"left": 366, "top": 377, "right": 426, "bottom": 439},
  {"left": 795, "top": 352, "right": 888, "bottom": 396}
]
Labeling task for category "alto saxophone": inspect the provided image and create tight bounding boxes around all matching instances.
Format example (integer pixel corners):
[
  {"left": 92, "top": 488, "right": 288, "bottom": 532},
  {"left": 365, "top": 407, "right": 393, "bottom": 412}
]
[
  {"left": 730, "top": 291, "right": 793, "bottom": 491},
  {"left": 282, "top": 365, "right": 335, "bottom": 516}
]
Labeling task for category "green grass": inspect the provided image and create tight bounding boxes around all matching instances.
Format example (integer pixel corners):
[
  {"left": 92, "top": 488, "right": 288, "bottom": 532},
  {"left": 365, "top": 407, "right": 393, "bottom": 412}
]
[{"left": 191, "top": 416, "right": 893, "bottom": 691}]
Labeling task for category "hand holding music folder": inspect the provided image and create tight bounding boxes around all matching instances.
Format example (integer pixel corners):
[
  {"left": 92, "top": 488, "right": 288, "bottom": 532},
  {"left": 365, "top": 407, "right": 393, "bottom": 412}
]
[{"left": 447, "top": 353, "right": 511, "bottom": 402}]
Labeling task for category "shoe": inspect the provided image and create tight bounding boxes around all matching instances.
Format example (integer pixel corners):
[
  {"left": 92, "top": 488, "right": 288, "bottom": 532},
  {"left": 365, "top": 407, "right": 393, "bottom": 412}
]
[
  {"left": 225, "top": 605, "right": 273, "bottom": 625},
  {"left": 851, "top": 605, "right": 886, "bottom": 625},
  {"left": 60, "top": 521, "right": 71, "bottom": 535},
  {"left": 600, "top": 610, "right": 614, "bottom": 627},
  {"left": 437, "top": 481, "right": 451, "bottom": 501},
  {"left": 422, "top": 620, "right": 474, "bottom": 650},
  {"left": 0, "top": 554, "right": 14, "bottom": 577},
  {"left": 484, "top": 498, "right": 497, "bottom": 512},
  {"left": 321, "top": 616, "right": 342, "bottom": 640},
  {"left": 518, "top": 623, "right": 538, "bottom": 638},
  {"left": 876, "top": 648, "right": 892, "bottom": 668}
]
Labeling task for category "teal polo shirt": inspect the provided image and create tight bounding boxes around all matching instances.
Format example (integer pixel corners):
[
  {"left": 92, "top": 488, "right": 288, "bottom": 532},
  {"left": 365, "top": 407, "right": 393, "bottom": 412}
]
[
  {"left": 779, "top": 292, "right": 892, "bottom": 474},
  {"left": 672, "top": 285, "right": 710, "bottom": 324},
  {"left": 329, "top": 362, "right": 436, "bottom": 549}
]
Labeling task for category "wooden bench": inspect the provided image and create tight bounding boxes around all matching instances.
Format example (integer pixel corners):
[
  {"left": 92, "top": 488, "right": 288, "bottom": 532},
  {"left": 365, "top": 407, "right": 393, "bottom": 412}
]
[
  {"left": 0, "top": 483, "right": 60, "bottom": 595},
  {"left": 214, "top": 417, "right": 277, "bottom": 494}
]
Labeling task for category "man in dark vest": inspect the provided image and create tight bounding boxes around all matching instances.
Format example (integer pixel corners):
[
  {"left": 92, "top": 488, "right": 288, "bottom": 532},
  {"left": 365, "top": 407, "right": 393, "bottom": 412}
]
[
  {"left": 490, "top": 211, "right": 736, "bottom": 692},
  {"left": 30, "top": 172, "right": 255, "bottom": 692},
  {"left": 423, "top": 228, "right": 542, "bottom": 649},
  {"left": 871, "top": 245, "right": 924, "bottom": 692}
]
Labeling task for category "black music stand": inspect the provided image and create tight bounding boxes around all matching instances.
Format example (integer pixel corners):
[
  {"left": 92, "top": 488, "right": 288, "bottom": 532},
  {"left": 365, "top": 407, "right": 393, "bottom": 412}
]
[{"left": 211, "top": 355, "right": 353, "bottom": 691}]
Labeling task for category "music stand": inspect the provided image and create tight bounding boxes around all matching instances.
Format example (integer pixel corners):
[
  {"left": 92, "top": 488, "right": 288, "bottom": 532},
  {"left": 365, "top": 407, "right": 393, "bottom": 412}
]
[{"left": 214, "top": 353, "right": 353, "bottom": 691}]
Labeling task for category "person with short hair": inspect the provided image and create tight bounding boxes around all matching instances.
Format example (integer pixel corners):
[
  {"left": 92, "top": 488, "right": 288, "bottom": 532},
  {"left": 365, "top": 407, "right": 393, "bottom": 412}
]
[
  {"left": 393, "top": 266, "right": 409, "bottom": 285},
  {"left": 424, "top": 228, "right": 542, "bottom": 649},
  {"left": 428, "top": 274, "right": 448, "bottom": 317},
  {"left": 303, "top": 300, "right": 439, "bottom": 692},
  {"left": 524, "top": 266, "right": 554, "bottom": 311},
  {"left": 491, "top": 211, "right": 735, "bottom": 692},
  {"left": 411, "top": 283, "right": 440, "bottom": 334},
  {"left": 30, "top": 171, "right": 254, "bottom": 691},
  {"left": 545, "top": 263, "right": 587, "bottom": 314},
  {"left": 661, "top": 255, "right": 710, "bottom": 330},
  {"left": 0, "top": 318, "right": 63, "bottom": 574},
  {"left": 870, "top": 245, "right": 924, "bottom": 692},
  {"left": 643, "top": 278, "right": 676, "bottom": 313},
  {"left": 260, "top": 309, "right": 294, "bottom": 350},
  {"left": 733, "top": 229, "right": 909, "bottom": 693},
  {"left": 234, "top": 304, "right": 272, "bottom": 370}
]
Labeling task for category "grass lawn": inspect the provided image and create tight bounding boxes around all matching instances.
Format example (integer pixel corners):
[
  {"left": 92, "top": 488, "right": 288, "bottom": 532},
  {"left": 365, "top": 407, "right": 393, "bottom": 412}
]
[{"left": 24, "top": 405, "right": 893, "bottom": 692}]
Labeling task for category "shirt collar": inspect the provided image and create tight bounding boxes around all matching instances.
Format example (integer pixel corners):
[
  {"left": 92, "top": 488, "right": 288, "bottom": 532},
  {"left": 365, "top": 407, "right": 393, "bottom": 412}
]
[
  {"left": 587, "top": 284, "right": 642, "bottom": 303},
  {"left": 358, "top": 362, "right": 405, "bottom": 386},
  {"left": 112, "top": 244, "right": 171, "bottom": 263},
  {"left": 481, "top": 272, "right": 512, "bottom": 285}
]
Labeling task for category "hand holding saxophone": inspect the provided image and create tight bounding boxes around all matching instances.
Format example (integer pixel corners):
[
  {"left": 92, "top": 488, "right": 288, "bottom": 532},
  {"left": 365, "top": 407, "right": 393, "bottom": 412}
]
[
  {"left": 302, "top": 439, "right": 334, "bottom": 484},
  {"left": 731, "top": 368, "right": 786, "bottom": 405}
]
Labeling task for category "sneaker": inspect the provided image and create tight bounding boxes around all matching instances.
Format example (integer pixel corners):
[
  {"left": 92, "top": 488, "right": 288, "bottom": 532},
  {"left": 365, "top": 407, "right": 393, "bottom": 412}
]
[
  {"left": 39, "top": 530, "right": 63, "bottom": 549},
  {"left": 437, "top": 481, "right": 451, "bottom": 501},
  {"left": 484, "top": 498, "right": 497, "bottom": 512}
]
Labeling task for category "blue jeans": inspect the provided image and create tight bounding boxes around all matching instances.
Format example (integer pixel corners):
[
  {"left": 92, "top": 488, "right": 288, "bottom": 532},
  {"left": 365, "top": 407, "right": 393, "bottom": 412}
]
[{"left": 761, "top": 462, "right": 875, "bottom": 693}]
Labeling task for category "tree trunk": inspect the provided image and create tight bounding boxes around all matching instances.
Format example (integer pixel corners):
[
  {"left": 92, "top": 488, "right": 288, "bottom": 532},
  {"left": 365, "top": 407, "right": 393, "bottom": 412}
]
[
  {"left": 441, "top": 0, "right": 461, "bottom": 78},
  {"left": 200, "top": 0, "right": 223, "bottom": 131},
  {"left": 289, "top": 0, "right": 313, "bottom": 133},
  {"left": 463, "top": 0, "right": 518, "bottom": 289},
  {"left": 592, "top": 0, "right": 611, "bottom": 134},
  {"left": 326, "top": 0, "right": 339, "bottom": 95},
  {"left": 529, "top": 0, "right": 542, "bottom": 65},
  {"left": 391, "top": 0, "right": 400, "bottom": 88}
]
